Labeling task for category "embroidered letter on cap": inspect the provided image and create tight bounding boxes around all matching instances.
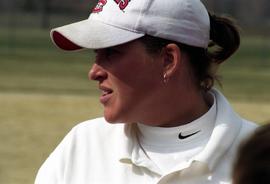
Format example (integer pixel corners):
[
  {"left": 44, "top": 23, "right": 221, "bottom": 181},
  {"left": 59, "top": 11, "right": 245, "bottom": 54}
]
[
  {"left": 114, "top": 0, "right": 129, "bottom": 10},
  {"left": 92, "top": 0, "right": 107, "bottom": 13}
]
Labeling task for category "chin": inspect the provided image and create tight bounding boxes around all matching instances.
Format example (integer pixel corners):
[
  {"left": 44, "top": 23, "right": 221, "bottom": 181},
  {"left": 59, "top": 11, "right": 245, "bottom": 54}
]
[
  {"left": 102, "top": 106, "right": 116, "bottom": 122},
  {"left": 103, "top": 106, "right": 137, "bottom": 124},
  {"left": 103, "top": 112, "right": 121, "bottom": 124},
  {"left": 104, "top": 113, "right": 134, "bottom": 124}
]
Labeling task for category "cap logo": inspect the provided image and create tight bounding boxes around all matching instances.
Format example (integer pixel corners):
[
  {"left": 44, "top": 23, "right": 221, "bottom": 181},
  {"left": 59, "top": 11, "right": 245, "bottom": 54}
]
[
  {"left": 114, "top": 0, "right": 130, "bottom": 11},
  {"left": 92, "top": 0, "right": 107, "bottom": 13}
]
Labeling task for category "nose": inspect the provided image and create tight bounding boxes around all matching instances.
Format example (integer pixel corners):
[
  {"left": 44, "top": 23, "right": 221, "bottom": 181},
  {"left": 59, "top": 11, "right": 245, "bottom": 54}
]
[{"left": 88, "top": 63, "right": 108, "bottom": 82}]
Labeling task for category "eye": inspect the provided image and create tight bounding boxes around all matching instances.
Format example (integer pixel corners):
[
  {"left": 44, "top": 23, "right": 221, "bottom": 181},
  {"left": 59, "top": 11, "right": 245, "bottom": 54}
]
[
  {"left": 94, "top": 48, "right": 120, "bottom": 65},
  {"left": 105, "top": 48, "right": 120, "bottom": 58}
]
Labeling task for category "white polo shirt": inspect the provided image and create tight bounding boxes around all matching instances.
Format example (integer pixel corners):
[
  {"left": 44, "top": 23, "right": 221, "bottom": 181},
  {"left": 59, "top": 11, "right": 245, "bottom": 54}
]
[
  {"left": 136, "top": 92, "right": 217, "bottom": 175},
  {"left": 35, "top": 89, "right": 257, "bottom": 184}
]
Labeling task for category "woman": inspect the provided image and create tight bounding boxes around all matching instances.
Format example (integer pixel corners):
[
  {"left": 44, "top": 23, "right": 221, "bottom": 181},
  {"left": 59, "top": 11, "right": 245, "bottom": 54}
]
[{"left": 35, "top": 0, "right": 257, "bottom": 183}]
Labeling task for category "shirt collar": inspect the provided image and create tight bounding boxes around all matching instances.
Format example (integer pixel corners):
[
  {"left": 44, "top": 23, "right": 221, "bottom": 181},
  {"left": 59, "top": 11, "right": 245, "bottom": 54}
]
[
  {"left": 118, "top": 123, "right": 137, "bottom": 163},
  {"left": 193, "top": 88, "right": 242, "bottom": 171},
  {"left": 118, "top": 88, "right": 243, "bottom": 173},
  {"left": 118, "top": 123, "right": 163, "bottom": 173},
  {"left": 136, "top": 95, "right": 216, "bottom": 148}
]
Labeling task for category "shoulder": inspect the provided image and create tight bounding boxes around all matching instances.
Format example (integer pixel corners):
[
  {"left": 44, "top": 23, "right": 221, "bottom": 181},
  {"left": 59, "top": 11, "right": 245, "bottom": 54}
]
[
  {"left": 212, "top": 88, "right": 258, "bottom": 141},
  {"left": 40, "top": 117, "right": 125, "bottom": 160},
  {"left": 35, "top": 118, "right": 126, "bottom": 184},
  {"left": 241, "top": 119, "right": 258, "bottom": 130},
  {"left": 224, "top": 119, "right": 258, "bottom": 165},
  {"left": 233, "top": 119, "right": 258, "bottom": 146},
  {"left": 72, "top": 117, "right": 113, "bottom": 132},
  {"left": 73, "top": 117, "right": 125, "bottom": 133},
  {"left": 68, "top": 117, "right": 125, "bottom": 142}
]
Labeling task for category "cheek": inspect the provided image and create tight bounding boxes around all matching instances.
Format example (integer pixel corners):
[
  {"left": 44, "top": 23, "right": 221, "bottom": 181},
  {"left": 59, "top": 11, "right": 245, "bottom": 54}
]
[
  {"left": 113, "top": 60, "right": 162, "bottom": 89},
  {"left": 112, "top": 70, "right": 162, "bottom": 109},
  {"left": 114, "top": 69, "right": 160, "bottom": 95},
  {"left": 109, "top": 53, "right": 163, "bottom": 100}
]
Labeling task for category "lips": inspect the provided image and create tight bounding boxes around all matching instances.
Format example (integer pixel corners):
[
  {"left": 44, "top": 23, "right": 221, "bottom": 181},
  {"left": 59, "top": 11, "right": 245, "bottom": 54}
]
[{"left": 99, "top": 85, "right": 113, "bottom": 104}]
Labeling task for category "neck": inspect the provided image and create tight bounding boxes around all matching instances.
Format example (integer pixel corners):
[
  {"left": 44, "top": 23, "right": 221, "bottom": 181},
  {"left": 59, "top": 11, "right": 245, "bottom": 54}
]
[
  {"left": 141, "top": 88, "right": 212, "bottom": 128},
  {"left": 163, "top": 92, "right": 210, "bottom": 127}
]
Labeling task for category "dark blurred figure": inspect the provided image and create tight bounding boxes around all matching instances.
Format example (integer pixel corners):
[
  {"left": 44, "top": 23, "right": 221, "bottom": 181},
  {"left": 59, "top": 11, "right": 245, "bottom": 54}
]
[{"left": 233, "top": 123, "right": 270, "bottom": 184}]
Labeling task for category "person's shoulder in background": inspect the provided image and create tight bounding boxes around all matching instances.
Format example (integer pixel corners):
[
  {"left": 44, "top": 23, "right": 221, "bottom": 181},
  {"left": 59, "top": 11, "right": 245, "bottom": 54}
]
[{"left": 233, "top": 123, "right": 270, "bottom": 184}]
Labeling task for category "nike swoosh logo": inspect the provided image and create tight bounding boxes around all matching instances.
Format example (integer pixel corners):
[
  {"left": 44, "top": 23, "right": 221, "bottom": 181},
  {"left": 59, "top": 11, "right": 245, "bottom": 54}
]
[{"left": 178, "top": 130, "right": 201, "bottom": 140}]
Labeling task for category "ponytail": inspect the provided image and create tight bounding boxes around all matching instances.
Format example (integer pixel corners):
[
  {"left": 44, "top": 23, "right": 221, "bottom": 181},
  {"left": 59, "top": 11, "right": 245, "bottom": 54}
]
[{"left": 208, "top": 12, "right": 240, "bottom": 63}]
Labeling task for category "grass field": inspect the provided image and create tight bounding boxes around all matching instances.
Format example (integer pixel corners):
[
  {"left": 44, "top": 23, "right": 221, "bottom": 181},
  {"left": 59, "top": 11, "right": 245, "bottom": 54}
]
[{"left": 0, "top": 27, "right": 270, "bottom": 184}]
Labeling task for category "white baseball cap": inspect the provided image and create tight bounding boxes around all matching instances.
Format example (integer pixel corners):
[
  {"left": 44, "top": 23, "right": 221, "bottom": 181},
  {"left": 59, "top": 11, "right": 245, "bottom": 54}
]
[{"left": 51, "top": 0, "right": 210, "bottom": 50}]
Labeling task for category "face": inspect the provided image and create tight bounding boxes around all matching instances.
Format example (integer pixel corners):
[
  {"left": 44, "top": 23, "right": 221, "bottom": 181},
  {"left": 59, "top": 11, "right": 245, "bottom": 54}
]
[{"left": 89, "top": 40, "right": 165, "bottom": 123}]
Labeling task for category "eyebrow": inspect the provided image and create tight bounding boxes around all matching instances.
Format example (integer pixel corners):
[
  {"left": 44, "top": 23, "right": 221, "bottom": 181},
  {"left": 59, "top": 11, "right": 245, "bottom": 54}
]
[{"left": 94, "top": 46, "right": 122, "bottom": 53}]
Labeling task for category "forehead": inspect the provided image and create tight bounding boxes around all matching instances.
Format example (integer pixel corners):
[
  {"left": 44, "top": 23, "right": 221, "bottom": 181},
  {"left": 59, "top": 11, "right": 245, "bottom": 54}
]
[{"left": 94, "top": 39, "right": 146, "bottom": 52}]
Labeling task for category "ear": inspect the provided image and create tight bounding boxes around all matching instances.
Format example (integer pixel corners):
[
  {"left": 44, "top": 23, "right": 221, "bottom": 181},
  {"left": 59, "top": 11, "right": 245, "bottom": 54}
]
[{"left": 162, "top": 43, "right": 181, "bottom": 78}]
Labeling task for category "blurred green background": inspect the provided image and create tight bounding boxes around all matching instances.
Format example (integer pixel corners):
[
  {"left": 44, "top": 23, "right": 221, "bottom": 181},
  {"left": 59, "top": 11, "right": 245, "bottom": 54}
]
[{"left": 0, "top": 0, "right": 270, "bottom": 184}]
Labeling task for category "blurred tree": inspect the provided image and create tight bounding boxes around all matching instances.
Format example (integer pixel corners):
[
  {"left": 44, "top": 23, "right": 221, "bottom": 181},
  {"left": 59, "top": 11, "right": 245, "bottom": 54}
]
[
  {"left": 203, "top": 0, "right": 236, "bottom": 15},
  {"left": 235, "top": 0, "right": 269, "bottom": 31},
  {"left": 41, "top": 0, "right": 51, "bottom": 28},
  {"left": 23, "top": 0, "right": 36, "bottom": 12},
  {"left": 0, "top": 0, "right": 8, "bottom": 12},
  {"left": 0, "top": 0, "right": 269, "bottom": 32},
  {"left": 203, "top": 0, "right": 270, "bottom": 33}
]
